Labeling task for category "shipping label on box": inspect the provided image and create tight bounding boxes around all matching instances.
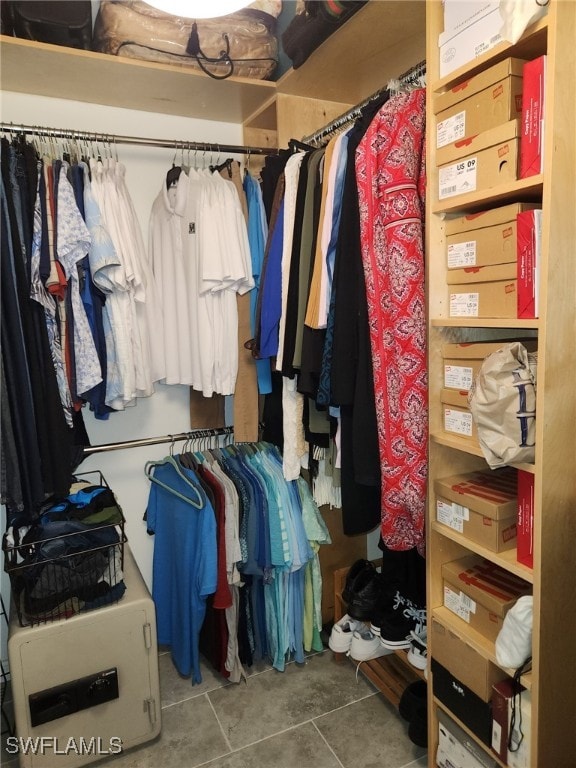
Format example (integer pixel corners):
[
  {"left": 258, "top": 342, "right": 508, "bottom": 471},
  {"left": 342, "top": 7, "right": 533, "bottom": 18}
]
[
  {"left": 517, "top": 209, "right": 542, "bottom": 319},
  {"left": 520, "top": 55, "right": 546, "bottom": 178},
  {"left": 444, "top": 359, "right": 478, "bottom": 390},
  {"left": 517, "top": 469, "right": 534, "bottom": 568},
  {"left": 439, "top": 156, "right": 478, "bottom": 198},
  {"left": 444, "top": 405, "right": 475, "bottom": 437}
]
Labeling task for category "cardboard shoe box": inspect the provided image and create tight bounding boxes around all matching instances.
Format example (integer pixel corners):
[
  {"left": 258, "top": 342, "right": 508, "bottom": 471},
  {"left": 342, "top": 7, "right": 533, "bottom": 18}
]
[
  {"left": 520, "top": 55, "right": 547, "bottom": 178},
  {"left": 442, "top": 554, "right": 532, "bottom": 643},
  {"left": 438, "top": 120, "right": 519, "bottom": 203},
  {"left": 432, "top": 658, "right": 493, "bottom": 745},
  {"left": 517, "top": 208, "right": 543, "bottom": 319},
  {"left": 439, "top": 6, "right": 503, "bottom": 78},
  {"left": 442, "top": 1, "right": 500, "bottom": 37},
  {"left": 436, "top": 58, "right": 525, "bottom": 150},
  {"left": 449, "top": 278, "right": 518, "bottom": 318},
  {"left": 438, "top": 708, "right": 498, "bottom": 768},
  {"left": 435, "top": 467, "right": 518, "bottom": 552},
  {"left": 431, "top": 618, "right": 507, "bottom": 701},
  {"left": 446, "top": 202, "right": 540, "bottom": 271},
  {"left": 442, "top": 338, "right": 537, "bottom": 391}
]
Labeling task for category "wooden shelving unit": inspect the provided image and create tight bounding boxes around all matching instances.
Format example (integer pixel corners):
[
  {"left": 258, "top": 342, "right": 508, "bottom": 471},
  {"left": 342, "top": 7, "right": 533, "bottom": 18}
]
[{"left": 426, "top": 2, "right": 576, "bottom": 767}]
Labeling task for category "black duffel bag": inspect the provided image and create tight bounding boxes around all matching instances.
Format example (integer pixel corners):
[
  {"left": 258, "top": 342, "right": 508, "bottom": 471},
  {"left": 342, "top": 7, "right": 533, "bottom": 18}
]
[{"left": 6, "top": 1, "right": 92, "bottom": 50}]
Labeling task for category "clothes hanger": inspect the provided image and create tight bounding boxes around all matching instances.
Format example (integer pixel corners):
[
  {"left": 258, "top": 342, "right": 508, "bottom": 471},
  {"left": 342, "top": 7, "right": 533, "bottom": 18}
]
[{"left": 144, "top": 454, "right": 203, "bottom": 508}]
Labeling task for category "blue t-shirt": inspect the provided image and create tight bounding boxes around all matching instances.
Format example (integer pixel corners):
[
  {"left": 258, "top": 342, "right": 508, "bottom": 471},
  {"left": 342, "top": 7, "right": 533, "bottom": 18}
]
[{"left": 146, "top": 460, "right": 217, "bottom": 684}]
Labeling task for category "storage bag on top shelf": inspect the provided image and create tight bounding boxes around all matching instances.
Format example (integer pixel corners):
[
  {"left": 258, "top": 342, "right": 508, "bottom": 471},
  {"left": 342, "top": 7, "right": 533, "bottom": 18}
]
[
  {"left": 93, "top": 0, "right": 282, "bottom": 80},
  {"left": 2, "top": 1, "right": 93, "bottom": 49},
  {"left": 468, "top": 341, "right": 537, "bottom": 468}
]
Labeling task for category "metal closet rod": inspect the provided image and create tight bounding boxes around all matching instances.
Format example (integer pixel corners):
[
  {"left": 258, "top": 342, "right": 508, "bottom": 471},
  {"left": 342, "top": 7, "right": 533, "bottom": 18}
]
[
  {"left": 84, "top": 426, "right": 234, "bottom": 455},
  {"left": 301, "top": 59, "right": 426, "bottom": 146},
  {"left": 0, "top": 122, "right": 277, "bottom": 156}
]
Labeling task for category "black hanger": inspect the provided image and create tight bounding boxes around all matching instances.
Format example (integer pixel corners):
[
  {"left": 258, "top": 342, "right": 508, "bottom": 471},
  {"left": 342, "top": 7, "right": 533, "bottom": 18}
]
[
  {"left": 210, "top": 157, "right": 234, "bottom": 178},
  {"left": 289, "top": 138, "right": 315, "bottom": 153}
]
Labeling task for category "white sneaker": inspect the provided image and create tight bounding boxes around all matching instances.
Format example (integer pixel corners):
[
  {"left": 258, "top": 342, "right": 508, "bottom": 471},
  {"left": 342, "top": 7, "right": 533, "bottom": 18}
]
[
  {"left": 407, "top": 627, "right": 427, "bottom": 671},
  {"left": 328, "top": 614, "right": 366, "bottom": 653},
  {"left": 348, "top": 628, "right": 394, "bottom": 661}
]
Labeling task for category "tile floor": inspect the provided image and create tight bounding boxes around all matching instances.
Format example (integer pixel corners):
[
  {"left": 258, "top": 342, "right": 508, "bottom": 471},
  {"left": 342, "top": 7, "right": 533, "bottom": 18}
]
[{"left": 2, "top": 648, "right": 428, "bottom": 768}]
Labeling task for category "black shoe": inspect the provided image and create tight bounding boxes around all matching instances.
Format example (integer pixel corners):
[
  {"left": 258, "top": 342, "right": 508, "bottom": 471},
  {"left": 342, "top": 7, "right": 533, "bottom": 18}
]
[
  {"left": 398, "top": 680, "right": 427, "bottom": 722},
  {"left": 378, "top": 592, "right": 426, "bottom": 650},
  {"left": 342, "top": 559, "right": 375, "bottom": 606},
  {"left": 346, "top": 568, "right": 383, "bottom": 621},
  {"left": 408, "top": 701, "right": 428, "bottom": 748}
]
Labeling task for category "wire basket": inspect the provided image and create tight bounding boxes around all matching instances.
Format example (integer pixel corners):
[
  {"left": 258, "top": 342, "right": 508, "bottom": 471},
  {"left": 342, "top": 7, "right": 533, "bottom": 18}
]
[{"left": 3, "top": 471, "right": 127, "bottom": 627}]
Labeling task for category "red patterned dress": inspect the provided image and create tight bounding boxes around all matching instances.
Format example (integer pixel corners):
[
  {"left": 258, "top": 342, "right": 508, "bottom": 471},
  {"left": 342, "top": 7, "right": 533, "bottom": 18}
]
[{"left": 355, "top": 88, "right": 427, "bottom": 553}]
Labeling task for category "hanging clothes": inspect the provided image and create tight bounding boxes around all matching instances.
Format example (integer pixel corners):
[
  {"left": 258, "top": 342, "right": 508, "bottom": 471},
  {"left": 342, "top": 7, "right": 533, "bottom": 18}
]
[{"left": 356, "top": 88, "right": 427, "bottom": 554}]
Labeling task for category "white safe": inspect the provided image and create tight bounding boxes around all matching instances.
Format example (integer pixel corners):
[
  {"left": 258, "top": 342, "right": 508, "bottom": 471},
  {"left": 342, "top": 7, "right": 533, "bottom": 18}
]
[{"left": 7, "top": 547, "right": 161, "bottom": 767}]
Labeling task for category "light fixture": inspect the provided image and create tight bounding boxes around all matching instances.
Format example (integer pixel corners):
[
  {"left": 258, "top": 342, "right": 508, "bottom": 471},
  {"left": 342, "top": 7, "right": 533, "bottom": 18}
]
[{"left": 144, "top": 1, "right": 250, "bottom": 18}]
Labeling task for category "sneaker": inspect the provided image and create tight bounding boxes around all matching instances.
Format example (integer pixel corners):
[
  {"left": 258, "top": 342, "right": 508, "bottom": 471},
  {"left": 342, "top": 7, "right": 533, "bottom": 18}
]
[
  {"left": 342, "top": 559, "right": 376, "bottom": 606},
  {"left": 348, "top": 628, "right": 393, "bottom": 662},
  {"left": 346, "top": 568, "right": 384, "bottom": 622},
  {"left": 328, "top": 614, "right": 366, "bottom": 653},
  {"left": 379, "top": 592, "right": 426, "bottom": 650},
  {"left": 407, "top": 627, "right": 427, "bottom": 671}
]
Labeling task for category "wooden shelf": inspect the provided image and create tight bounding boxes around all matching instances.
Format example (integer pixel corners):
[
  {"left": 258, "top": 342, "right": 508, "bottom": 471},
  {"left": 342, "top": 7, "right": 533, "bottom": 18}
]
[
  {"left": 276, "top": 1, "right": 426, "bottom": 105},
  {"left": 430, "top": 317, "right": 540, "bottom": 330},
  {"left": 0, "top": 35, "right": 276, "bottom": 123},
  {"left": 430, "top": 432, "right": 536, "bottom": 476},
  {"left": 432, "top": 607, "right": 532, "bottom": 691},
  {"left": 430, "top": 522, "right": 534, "bottom": 584},
  {"left": 432, "top": 176, "right": 544, "bottom": 215}
]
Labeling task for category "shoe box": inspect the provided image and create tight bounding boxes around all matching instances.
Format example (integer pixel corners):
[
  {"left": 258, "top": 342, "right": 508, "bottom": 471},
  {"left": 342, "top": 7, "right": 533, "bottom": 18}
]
[
  {"left": 442, "top": 338, "right": 537, "bottom": 392},
  {"left": 436, "top": 58, "right": 525, "bottom": 152},
  {"left": 438, "top": 3, "right": 503, "bottom": 78},
  {"left": 431, "top": 617, "right": 507, "bottom": 702},
  {"left": 445, "top": 202, "right": 540, "bottom": 273},
  {"left": 431, "top": 658, "right": 493, "bottom": 745},
  {"left": 491, "top": 679, "right": 532, "bottom": 767},
  {"left": 441, "top": 555, "right": 532, "bottom": 643},
  {"left": 434, "top": 468, "right": 518, "bottom": 552},
  {"left": 441, "top": 386, "right": 477, "bottom": 442},
  {"left": 437, "top": 120, "right": 520, "bottom": 207},
  {"left": 437, "top": 707, "right": 498, "bottom": 768}
]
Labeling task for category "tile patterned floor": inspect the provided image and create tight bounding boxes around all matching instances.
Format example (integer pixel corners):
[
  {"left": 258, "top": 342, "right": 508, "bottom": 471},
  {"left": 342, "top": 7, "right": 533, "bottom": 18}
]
[{"left": 2, "top": 649, "right": 428, "bottom": 768}]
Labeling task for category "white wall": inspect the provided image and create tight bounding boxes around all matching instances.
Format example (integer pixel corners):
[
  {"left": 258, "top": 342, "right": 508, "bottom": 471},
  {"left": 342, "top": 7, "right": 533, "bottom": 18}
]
[{"left": 0, "top": 91, "right": 244, "bottom": 662}]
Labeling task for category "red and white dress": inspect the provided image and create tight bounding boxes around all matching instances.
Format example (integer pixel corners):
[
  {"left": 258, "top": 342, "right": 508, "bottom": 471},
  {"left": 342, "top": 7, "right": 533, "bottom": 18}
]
[{"left": 356, "top": 88, "right": 427, "bottom": 553}]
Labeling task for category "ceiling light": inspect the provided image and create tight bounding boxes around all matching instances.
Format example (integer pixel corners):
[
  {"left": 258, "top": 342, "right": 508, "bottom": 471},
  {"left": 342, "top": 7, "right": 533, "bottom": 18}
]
[{"left": 144, "top": 1, "right": 250, "bottom": 18}]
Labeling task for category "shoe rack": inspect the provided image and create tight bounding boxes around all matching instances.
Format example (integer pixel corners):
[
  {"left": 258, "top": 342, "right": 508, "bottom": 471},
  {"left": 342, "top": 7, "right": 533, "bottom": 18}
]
[
  {"left": 332, "top": 564, "right": 424, "bottom": 708},
  {"left": 425, "top": 1, "right": 576, "bottom": 766}
]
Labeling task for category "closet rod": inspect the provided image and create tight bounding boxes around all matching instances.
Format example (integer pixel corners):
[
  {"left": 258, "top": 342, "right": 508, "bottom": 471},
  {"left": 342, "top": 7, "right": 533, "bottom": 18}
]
[
  {"left": 0, "top": 122, "right": 277, "bottom": 156},
  {"left": 301, "top": 59, "right": 426, "bottom": 147},
  {"left": 84, "top": 426, "right": 234, "bottom": 455}
]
